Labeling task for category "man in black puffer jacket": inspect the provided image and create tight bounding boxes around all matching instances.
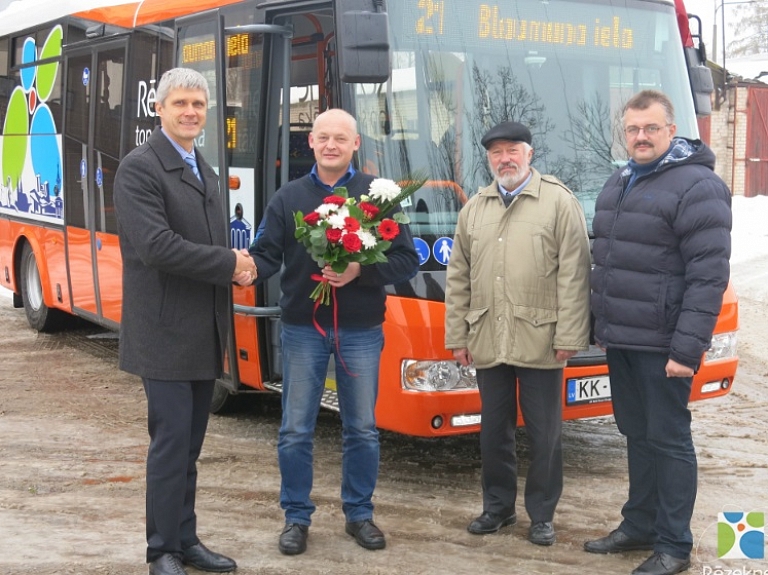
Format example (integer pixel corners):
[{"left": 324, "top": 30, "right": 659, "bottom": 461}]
[{"left": 585, "top": 90, "right": 731, "bottom": 575}]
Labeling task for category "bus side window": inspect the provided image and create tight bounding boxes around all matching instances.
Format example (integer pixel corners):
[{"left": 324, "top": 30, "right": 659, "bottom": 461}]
[{"left": 277, "top": 129, "right": 314, "bottom": 186}]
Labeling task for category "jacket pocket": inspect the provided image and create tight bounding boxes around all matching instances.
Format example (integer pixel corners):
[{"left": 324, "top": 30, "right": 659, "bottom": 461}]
[
  {"left": 657, "top": 275, "right": 668, "bottom": 333},
  {"left": 159, "top": 275, "right": 179, "bottom": 325},
  {"left": 465, "top": 307, "right": 493, "bottom": 366},
  {"left": 512, "top": 305, "right": 558, "bottom": 364},
  {"left": 532, "top": 233, "right": 549, "bottom": 278}
]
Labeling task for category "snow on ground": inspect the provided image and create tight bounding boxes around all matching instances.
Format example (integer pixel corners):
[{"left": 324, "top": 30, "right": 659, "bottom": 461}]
[{"left": 730, "top": 194, "right": 768, "bottom": 265}]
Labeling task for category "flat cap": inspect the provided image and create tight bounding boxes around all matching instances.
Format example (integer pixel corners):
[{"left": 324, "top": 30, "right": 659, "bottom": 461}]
[{"left": 481, "top": 121, "right": 532, "bottom": 149}]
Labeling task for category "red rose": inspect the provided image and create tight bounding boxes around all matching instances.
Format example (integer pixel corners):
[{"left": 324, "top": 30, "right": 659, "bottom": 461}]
[
  {"left": 344, "top": 217, "right": 361, "bottom": 232},
  {"left": 378, "top": 219, "right": 399, "bottom": 241},
  {"left": 303, "top": 211, "right": 321, "bottom": 226},
  {"left": 342, "top": 232, "right": 362, "bottom": 253},
  {"left": 359, "top": 202, "right": 379, "bottom": 220},
  {"left": 326, "top": 228, "right": 343, "bottom": 243},
  {"left": 323, "top": 195, "right": 347, "bottom": 207}
]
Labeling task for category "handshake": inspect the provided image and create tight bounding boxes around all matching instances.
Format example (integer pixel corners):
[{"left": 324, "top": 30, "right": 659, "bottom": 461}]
[{"left": 232, "top": 248, "right": 257, "bottom": 286}]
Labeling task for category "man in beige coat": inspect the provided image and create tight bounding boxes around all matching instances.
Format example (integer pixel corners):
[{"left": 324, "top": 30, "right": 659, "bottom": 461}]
[{"left": 445, "top": 121, "right": 591, "bottom": 546}]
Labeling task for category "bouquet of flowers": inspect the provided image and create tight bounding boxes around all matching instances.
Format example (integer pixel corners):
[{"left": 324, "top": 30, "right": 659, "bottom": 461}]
[{"left": 294, "top": 177, "right": 423, "bottom": 305}]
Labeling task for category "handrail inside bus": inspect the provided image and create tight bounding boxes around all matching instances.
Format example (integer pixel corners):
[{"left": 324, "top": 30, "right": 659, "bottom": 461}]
[
  {"left": 225, "top": 24, "right": 293, "bottom": 37},
  {"left": 233, "top": 304, "right": 281, "bottom": 318}
]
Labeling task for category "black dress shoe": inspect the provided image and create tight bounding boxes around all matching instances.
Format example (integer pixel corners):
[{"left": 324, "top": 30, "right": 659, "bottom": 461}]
[
  {"left": 528, "top": 521, "right": 556, "bottom": 546},
  {"left": 149, "top": 554, "right": 187, "bottom": 575},
  {"left": 467, "top": 511, "right": 517, "bottom": 534},
  {"left": 584, "top": 528, "right": 655, "bottom": 554},
  {"left": 345, "top": 519, "right": 386, "bottom": 550},
  {"left": 181, "top": 542, "right": 237, "bottom": 572},
  {"left": 279, "top": 523, "right": 309, "bottom": 555},
  {"left": 632, "top": 552, "right": 691, "bottom": 575}
]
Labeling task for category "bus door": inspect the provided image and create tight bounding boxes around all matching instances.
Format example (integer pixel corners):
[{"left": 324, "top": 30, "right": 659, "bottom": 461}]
[
  {"left": 214, "top": 2, "right": 387, "bottom": 400},
  {"left": 63, "top": 39, "right": 127, "bottom": 327},
  {"left": 173, "top": 5, "right": 323, "bottom": 399}
]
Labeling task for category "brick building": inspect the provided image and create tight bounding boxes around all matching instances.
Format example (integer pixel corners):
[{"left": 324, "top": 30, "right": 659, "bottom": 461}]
[{"left": 699, "top": 63, "right": 768, "bottom": 197}]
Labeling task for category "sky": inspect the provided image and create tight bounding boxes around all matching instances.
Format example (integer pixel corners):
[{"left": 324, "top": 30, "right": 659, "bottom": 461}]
[{"left": 682, "top": 0, "right": 768, "bottom": 78}]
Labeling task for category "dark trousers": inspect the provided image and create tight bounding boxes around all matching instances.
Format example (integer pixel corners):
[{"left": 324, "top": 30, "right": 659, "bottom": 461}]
[
  {"left": 476, "top": 364, "right": 563, "bottom": 523},
  {"left": 607, "top": 348, "right": 696, "bottom": 559},
  {"left": 143, "top": 378, "right": 214, "bottom": 562}
]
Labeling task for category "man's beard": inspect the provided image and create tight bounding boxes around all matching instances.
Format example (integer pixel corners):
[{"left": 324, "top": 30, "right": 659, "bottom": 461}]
[{"left": 496, "top": 162, "right": 528, "bottom": 190}]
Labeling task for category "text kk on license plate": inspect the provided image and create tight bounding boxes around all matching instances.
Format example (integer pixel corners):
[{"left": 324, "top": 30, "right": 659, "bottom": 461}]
[{"left": 566, "top": 376, "right": 611, "bottom": 405}]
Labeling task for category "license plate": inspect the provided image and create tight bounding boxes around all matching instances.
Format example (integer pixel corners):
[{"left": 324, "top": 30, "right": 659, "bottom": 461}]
[{"left": 566, "top": 375, "right": 611, "bottom": 405}]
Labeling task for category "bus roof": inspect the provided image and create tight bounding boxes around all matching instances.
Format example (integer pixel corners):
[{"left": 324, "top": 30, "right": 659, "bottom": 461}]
[{"left": 0, "top": 0, "right": 242, "bottom": 37}]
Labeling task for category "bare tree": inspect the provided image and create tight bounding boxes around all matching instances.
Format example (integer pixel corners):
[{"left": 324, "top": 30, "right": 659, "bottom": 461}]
[{"left": 727, "top": 1, "right": 768, "bottom": 58}]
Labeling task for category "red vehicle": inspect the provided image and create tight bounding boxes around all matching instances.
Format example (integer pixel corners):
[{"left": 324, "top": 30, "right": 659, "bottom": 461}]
[{"left": 0, "top": 0, "right": 737, "bottom": 436}]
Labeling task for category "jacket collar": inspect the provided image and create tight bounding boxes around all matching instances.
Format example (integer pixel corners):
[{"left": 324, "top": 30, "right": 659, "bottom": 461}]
[
  {"left": 147, "top": 127, "right": 206, "bottom": 193},
  {"left": 477, "top": 167, "right": 542, "bottom": 200}
]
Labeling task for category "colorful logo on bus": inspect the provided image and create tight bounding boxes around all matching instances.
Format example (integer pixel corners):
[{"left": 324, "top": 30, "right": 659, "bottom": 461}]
[
  {"left": 0, "top": 25, "right": 63, "bottom": 221},
  {"left": 718, "top": 511, "right": 765, "bottom": 559}
]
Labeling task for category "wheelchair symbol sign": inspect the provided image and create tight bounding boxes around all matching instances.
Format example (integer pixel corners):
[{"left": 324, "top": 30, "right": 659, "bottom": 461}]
[
  {"left": 413, "top": 237, "right": 430, "bottom": 266},
  {"left": 433, "top": 237, "right": 453, "bottom": 266}
]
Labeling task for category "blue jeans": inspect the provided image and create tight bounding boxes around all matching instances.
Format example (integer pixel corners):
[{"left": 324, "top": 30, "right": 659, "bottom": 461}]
[
  {"left": 607, "top": 348, "right": 696, "bottom": 559},
  {"left": 279, "top": 322, "right": 383, "bottom": 525}
]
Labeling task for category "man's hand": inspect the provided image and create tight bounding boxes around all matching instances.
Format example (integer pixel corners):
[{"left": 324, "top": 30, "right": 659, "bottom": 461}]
[
  {"left": 321, "top": 262, "right": 361, "bottom": 287},
  {"left": 555, "top": 349, "right": 578, "bottom": 362},
  {"left": 232, "top": 249, "right": 256, "bottom": 284},
  {"left": 452, "top": 347, "right": 473, "bottom": 367},
  {"left": 232, "top": 271, "right": 253, "bottom": 286},
  {"left": 666, "top": 358, "right": 694, "bottom": 378}
]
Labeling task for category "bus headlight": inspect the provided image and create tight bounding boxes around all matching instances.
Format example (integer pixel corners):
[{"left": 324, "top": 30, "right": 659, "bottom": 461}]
[
  {"left": 705, "top": 331, "right": 738, "bottom": 362},
  {"left": 401, "top": 360, "right": 478, "bottom": 391}
]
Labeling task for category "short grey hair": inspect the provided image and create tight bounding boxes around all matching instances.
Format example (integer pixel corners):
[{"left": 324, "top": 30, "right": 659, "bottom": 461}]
[
  {"left": 156, "top": 68, "right": 210, "bottom": 106},
  {"left": 622, "top": 90, "right": 675, "bottom": 125}
]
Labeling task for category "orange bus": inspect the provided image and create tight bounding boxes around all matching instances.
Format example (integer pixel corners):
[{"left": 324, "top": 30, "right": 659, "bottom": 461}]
[{"left": 0, "top": 0, "right": 738, "bottom": 437}]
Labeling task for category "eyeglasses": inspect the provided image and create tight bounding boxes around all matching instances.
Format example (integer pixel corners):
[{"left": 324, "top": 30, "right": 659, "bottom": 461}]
[{"left": 624, "top": 124, "right": 670, "bottom": 137}]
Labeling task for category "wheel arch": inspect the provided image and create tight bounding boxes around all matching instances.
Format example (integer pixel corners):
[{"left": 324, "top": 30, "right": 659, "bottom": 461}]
[{"left": 12, "top": 230, "right": 57, "bottom": 309}]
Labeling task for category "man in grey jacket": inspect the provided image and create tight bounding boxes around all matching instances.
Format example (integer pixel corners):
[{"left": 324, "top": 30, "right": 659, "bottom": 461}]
[
  {"left": 445, "top": 121, "right": 591, "bottom": 546},
  {"left": 585, "top": 90, "right": 731, "bottom": 575},
  {"left": 114, "top": 68, "right": 254, "bottom": 575}
]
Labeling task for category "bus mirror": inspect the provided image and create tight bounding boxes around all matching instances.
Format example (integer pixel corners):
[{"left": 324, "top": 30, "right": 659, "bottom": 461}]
[
  {"left": 336, "top": 10, "right": 391, "bottom": 83},
  {"left": 688, "top": 63, "right": 714, "bottom": 117}
]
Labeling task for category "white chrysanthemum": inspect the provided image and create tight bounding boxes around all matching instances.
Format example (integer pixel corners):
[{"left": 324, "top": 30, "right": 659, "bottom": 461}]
[
  {"left": 357, "top": 229, "right": 377, "bottom": 249},
  {"left": 315, "top": 203, "right": 339, "bottom": 217},
  {"left": 368, "top": 178, "right": 401, "bottom": 202},
  {"left": 326, "top": 212, "right": 348, "bottom": 229}
]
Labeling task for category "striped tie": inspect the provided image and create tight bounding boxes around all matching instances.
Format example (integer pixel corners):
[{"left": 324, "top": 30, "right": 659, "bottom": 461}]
[{"left": 184, "top": 155, "right": 201, "bottom": 180}]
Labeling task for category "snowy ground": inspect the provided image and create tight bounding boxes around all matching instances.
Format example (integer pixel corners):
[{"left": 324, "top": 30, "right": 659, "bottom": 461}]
[{"left": 731, "top": 195, "right": 768, "bottom": 266}]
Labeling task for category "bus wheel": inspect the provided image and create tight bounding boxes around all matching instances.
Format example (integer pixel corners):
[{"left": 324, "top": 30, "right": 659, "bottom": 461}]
[
  {"left": 210, "top": 380, "right": 241, "bottom": 414},
  {"left": 20, "top": 242, "right": 64, "bottom": 332}
]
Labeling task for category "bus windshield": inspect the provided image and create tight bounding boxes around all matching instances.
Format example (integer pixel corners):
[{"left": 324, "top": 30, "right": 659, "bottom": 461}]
[{"left": 353, "top": 0, "right": 698, "bottom": 236}]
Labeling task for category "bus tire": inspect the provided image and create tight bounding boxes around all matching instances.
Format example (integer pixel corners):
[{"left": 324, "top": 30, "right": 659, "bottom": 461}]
[
  {"left": 20, "top": 242, "right": 65, "bottom": 332},
  {"left": 210, "top": 380, "right": 240, "bottom": 414}
]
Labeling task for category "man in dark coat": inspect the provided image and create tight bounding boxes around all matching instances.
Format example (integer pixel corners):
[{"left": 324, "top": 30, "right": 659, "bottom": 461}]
[
  {"left": 585, "top": 90, "right": 731, "bottom": 575},
  {"left": 114, "top": 67, "right": 254, "bottom": 575}
]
